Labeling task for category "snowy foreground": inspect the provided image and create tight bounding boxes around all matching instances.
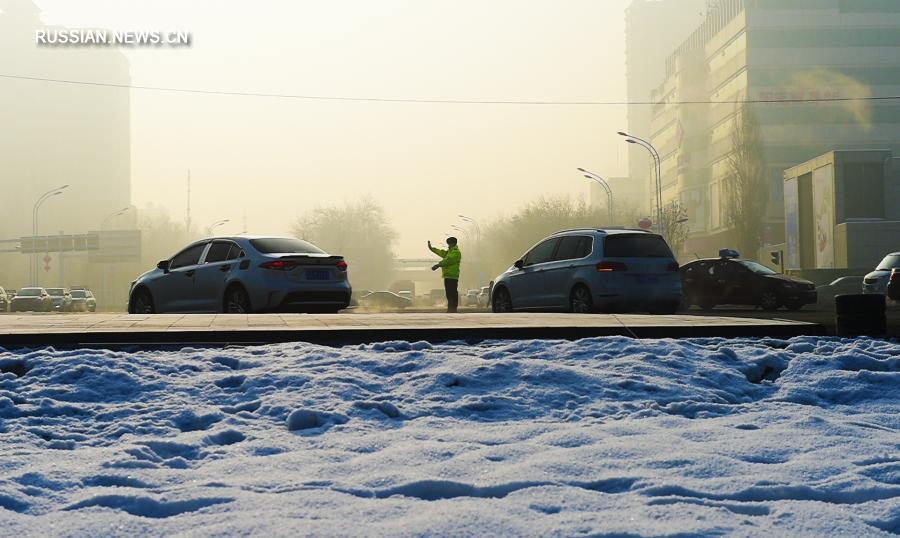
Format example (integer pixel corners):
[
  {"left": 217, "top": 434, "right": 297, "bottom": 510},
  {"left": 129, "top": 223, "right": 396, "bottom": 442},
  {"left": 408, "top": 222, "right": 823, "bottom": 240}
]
[{"left": 0, "top": 337, "right": 898, "bottom": 537}]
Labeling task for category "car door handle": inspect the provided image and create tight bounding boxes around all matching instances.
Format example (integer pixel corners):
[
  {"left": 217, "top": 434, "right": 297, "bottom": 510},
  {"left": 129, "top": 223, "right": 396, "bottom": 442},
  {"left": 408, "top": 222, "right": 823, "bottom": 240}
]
[
  {"left": 185, "top": 270, "right": 195, "bottom": 277},
  {"left": 220, "top": 264, "right": 231, "bottom": 272}
]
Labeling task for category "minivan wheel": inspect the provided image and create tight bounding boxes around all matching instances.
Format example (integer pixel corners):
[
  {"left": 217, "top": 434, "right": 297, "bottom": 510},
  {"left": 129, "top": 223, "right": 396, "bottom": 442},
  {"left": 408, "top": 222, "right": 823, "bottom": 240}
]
[
  {"left": 129, "top": 288, "right": 155, "bottom": 314},
  {"left": 224, "top": 286, "right": 252, "bottom": 314},
  {"left": 570, "top": 285, "right": 595, "bottom": 314},
  {"left": 492, "top": 287, "right": 513, "bottom": 313},
  {"left": 759, "top": 290, "right": 781, "bottom": 311}
]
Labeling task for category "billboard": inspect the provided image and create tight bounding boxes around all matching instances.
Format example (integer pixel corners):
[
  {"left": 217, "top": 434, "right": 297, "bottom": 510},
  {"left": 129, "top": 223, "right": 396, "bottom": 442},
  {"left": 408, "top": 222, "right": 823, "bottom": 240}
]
[
  {"left": 784, "top": 177, "right": 800, "bottom": 270},
  {"left": 812, "top": 165, "right": 835, "bottom": 269}
]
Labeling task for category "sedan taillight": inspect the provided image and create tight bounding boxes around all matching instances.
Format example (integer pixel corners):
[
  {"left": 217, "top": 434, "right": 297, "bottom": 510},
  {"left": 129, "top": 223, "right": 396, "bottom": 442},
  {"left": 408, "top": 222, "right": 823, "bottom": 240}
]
[
  {"left": 336, "top": 260, "right": 348, "bottom": 271},
  {"left": 260, "top": 260, "right": 301, "bottom": 271}
]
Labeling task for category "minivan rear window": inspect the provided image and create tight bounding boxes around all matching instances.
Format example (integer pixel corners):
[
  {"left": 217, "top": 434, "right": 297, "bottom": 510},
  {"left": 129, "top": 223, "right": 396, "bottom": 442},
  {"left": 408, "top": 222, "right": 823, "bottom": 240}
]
[
  {"left": 250, "top": 238, "right": 325, "bottom": 254},
  {"left": 603, "top": 234, "right": 673, "bottom": 258}
]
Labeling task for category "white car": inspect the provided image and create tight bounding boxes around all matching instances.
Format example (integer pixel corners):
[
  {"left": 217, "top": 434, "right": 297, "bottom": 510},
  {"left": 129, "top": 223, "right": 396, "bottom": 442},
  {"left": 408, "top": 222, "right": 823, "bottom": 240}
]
[{"left": 863, "top": 252, "right": 900, "bottom": 295}]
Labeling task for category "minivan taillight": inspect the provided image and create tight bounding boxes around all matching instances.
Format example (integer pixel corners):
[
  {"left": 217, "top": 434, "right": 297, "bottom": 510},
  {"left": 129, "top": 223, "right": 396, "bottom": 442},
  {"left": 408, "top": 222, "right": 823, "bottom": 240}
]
[
  {"left": 336, "top": 260, "right": 348, "bottom": 271},
  {"left": 667, "top": 262, "right": 680, "bottom": 272},
  {"left": 597, "top": 261, "right": 628, "bottom": 272},
  {"left": 260, "top": 260, "right": 300, "bottom": 271}
]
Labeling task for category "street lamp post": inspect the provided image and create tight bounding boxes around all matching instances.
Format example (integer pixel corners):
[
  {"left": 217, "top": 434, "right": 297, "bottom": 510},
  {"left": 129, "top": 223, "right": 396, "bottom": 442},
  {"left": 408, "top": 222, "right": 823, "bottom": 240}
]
[
  {"left": 458, "top": 215, "right": 481, "bottom": 242},
  {"left": 32, "top": 184, "right": 69, "bottom": 284},
  {"left": 577, "top": 168, "right": 613, "bottom": 225},
  {"left": 206, "top": 219, "right": 230, "bottom": 236},
  {"left": 100, "top": 206, "right": 131, "bottom": 230},
  {"left": 618, "top": 131, "right": 663, "bottom": 236}
]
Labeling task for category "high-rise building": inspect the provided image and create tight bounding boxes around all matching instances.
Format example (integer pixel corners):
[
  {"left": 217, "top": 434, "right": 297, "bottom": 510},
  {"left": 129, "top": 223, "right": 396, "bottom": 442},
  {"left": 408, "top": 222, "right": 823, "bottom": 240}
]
[
  {"left": 650, "top": 0, "right": 900, "bottom": 256},
  {"left": 0, "top": 0, "right": 132, "bottom": 287},
  {"left": 625, "top": 0, "right": 706, "bottom": 212}
]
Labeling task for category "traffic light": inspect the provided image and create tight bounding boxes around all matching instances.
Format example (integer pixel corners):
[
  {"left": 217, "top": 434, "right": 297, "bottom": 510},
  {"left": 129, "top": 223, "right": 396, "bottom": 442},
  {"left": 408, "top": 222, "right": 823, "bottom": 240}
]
[{"left": 770, "top": 251, "right": 781, "bottom": 266}]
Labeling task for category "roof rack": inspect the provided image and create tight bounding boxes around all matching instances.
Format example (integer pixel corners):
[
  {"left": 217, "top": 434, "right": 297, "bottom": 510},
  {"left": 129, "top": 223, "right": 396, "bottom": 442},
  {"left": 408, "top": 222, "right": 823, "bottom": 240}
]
[{"left": 551, "top": 227, "right": 653, "bottom": 235}]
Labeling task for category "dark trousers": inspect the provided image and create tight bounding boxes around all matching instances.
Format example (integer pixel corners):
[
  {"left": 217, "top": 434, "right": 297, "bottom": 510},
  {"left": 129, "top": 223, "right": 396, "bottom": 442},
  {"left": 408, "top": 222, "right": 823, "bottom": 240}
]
[{"left": 444, "top": 278, "right": 459, "bottom": 313}]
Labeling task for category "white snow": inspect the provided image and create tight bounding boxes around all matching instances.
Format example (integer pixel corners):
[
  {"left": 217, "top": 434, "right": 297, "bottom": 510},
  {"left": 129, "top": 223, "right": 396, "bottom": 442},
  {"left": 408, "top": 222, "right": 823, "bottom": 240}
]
[{"left": 0, "top": 336, "right": 898, "bottom": 536}]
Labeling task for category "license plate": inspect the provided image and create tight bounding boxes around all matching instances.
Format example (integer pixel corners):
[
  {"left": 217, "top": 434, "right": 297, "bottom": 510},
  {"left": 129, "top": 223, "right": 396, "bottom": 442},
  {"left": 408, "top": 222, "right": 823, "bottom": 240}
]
[
  {"left": 637, "top": 275, "right": 659, "bottom": 284},
  {"left": 305, "top": 270, "right": 331, "bottom": 281}
]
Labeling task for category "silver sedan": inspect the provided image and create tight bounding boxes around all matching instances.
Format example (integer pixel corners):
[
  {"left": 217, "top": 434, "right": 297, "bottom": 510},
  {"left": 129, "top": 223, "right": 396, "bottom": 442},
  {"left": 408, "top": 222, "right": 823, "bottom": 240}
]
[{"left": 128, "top": 236, "right": 351, "bottom": 314}]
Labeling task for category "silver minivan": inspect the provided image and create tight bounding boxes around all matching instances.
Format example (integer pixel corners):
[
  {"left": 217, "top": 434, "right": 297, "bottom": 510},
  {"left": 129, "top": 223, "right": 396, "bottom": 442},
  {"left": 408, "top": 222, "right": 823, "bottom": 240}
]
[{"left": 490, "top": 229, "right": 682, "bottom": 314}]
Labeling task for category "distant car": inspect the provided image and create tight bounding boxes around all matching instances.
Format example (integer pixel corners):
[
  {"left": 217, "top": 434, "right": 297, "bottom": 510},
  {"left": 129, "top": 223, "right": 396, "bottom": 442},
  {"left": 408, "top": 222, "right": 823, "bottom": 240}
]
[
  {"left": 359, "top": 291, "right": 412, "bottom": 310},
  {"left": 70, "top": 288, "right": 97, "bottom": 312},
  {"left": 465, "top": 289, "right": 479, "bottom": 307},
  {"left": 863, "top": 252, "right": 900, "bottom": 295},
  {"left": 46, "top": 288, "right": 73, "bottom": 312},
  {"left": 491, "top": 229, "right": 682, "bottom": 314},
  {"left": 681, "top": 252, "right": 816, "bottom": 311},
  {"left": 815, "top": 276, "right": 864, "bottom": 308},
  {"left": 128, "top": 236, "right": 351, "bottom": 314},
  {"left": 10, "top": 287, "right": 52, "bottom": 312},
  {"left": 0, "top": 287, "right": 9, "bottom": 312},
  {"left": 476, "top": 286, "right": 490, "bottom": 308}
]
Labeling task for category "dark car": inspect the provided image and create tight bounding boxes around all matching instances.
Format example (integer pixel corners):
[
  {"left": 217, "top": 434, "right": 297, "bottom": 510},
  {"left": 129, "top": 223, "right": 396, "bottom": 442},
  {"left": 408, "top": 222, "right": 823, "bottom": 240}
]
[
  {"left": 46, "top": 287, "right": 73, "bottom": 312},
  {"left": 888, "top": 269, "right": 900, "bottom": 301},
  {"left": 10, "top": 287, "right": 52, "bottom": 312},
  {"left": 681, "top": 254, "right": 816, "bottom": 311}
]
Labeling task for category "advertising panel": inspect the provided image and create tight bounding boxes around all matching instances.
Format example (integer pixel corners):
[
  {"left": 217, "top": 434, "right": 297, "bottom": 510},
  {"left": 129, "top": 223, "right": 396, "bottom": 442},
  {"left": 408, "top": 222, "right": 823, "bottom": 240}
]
[
  {"left": 784, "top": 177, "right": 800, "bottom": 270},
  {"left": 812, "top": 164, "right": 835, "bottom": 269}
]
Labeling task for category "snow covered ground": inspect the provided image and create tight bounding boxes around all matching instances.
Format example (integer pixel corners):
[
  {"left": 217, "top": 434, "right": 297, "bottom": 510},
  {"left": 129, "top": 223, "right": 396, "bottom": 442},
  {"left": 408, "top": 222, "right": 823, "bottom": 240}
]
[{"left": 0, "top": 336, "right": 898, "bottom": 536}]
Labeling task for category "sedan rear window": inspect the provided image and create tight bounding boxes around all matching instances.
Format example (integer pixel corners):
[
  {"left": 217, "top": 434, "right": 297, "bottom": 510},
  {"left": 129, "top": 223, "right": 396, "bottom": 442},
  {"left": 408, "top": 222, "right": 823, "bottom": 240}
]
[
  {"left": 251, "top": 238, "right": 325, "bottom": 254},
  {"left": 71, "top": 290, "right": 86, "bottom": 298},
  {"left": 603, "top": 234, "right": 673, "bottom": 258}
]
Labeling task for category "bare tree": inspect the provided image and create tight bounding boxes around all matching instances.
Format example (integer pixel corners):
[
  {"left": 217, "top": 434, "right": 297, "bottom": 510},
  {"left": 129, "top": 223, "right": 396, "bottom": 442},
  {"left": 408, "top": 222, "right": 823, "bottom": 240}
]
[
  {"left": 291, "top": 196, "right": 397, "bottom": 290},
  {"left": 725, "top": 102, "right": 769, "bottom": 257},
  {"left": 660, "top": 199, "right": 688, "bottom": 258}
]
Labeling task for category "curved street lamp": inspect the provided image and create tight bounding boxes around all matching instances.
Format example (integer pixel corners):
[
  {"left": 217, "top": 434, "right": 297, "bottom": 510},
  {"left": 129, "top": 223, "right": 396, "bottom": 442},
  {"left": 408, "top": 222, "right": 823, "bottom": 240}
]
[
  {"left": 101, "top": 206, "right": 131, "bottom": 230},
  {"left": 618, "top": 131, "right": 663, "bottom": 235},
  {"left": 206, "top": 219, "right": 230, "bottom": 236},
  {"left": 32, "top": 184, "right": 69, "bottom": 284},
  {"left": 577, "top": 168, "right": 613, "bottom": 225}
]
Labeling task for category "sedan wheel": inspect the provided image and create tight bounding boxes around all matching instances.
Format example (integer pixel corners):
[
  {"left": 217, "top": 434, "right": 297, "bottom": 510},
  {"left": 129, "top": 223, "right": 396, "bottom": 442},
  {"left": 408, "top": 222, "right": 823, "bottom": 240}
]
[
  {"left": 759, "top": 291, "right": 781, "bottom": 311},
  {"left": 570, "top": 286, "right": 594, "bottom": 314},
  {"left": 129, "top": 289, "right": 155, "bottom": 314},
  {"left": 492, "top": 288, "right": 513, "bottom": 313},
  {"left": 225, "top": 287, "right": 252, "bottom": 314}
]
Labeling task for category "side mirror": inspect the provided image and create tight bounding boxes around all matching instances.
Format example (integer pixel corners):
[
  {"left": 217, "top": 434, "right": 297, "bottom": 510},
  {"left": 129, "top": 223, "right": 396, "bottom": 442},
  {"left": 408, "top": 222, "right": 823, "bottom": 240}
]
[
  {"left": 157, "top": 260, "right": 170, "bottom": 273},
  {"left": 514, "top": 259, "right": 524, "bottom": 270}
]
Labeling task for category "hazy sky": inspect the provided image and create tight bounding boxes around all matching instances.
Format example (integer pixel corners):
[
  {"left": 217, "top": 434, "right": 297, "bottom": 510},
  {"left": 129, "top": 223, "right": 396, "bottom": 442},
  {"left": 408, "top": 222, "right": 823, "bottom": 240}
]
[{"left": 33, "top": 0, "right": 633, "bottom": 256}]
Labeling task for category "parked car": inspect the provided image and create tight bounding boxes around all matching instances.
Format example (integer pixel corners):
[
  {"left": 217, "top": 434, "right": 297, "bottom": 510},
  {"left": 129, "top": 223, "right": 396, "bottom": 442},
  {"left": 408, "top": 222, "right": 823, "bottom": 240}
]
[
  {"left": 888, "top": 269, "right": 900, "bottom": 301},
  {"left": 863, "top": 252, "right": 900, "bottom": 295},
  {"left": 70, "top": 288, "right": 97, "bottom": 312},
  {"left": 815, "top": 276, "right": 864, "bottom": 308},
  {"left": 476, "top": 286, "right": 490, "bottom": 308},
  {"left": 0, "top": 287, "right": 9, "bottom": 312},
  {"left": 464, "top": 289, "right": 479, "bottom": 307},
  {"left": 46, "top": 287, "right": 73, "bottom": 312},
  {"left": 10, "top": 287, "right": 52, "bottom": 312},
  {"left": 359, "top": 291, "right": 412, "bottom": 310},
  {"left": 128, "top": 236, "right": 351, "bottom": 314},
  {"left": 490, "top": 229, "right": 682, "bottom": 314},
  {"left": 681, "top": 250, "right": 816, "bottom": 311}
]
